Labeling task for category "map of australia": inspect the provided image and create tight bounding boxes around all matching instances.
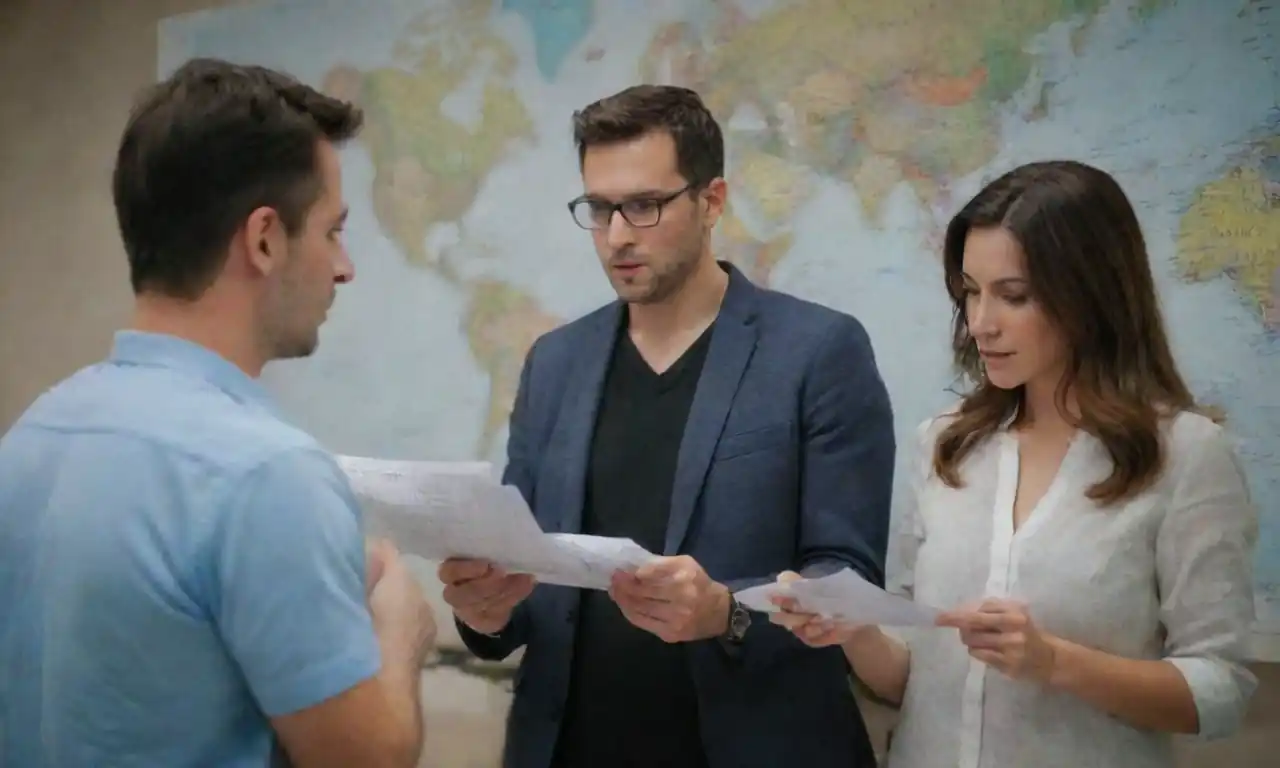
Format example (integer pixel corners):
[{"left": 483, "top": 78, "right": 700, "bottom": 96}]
[
  {"left": 1178, "top": 134, "right": 1280, "bottom": 327},
  {"left": 159, "top": 0, "right": 1280, "bottom": 645}
]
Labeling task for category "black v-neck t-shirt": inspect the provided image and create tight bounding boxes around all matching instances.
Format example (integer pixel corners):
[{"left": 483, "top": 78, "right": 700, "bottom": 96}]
[{"left": 551, "top": 322, "right": 714, "bottom": 768}]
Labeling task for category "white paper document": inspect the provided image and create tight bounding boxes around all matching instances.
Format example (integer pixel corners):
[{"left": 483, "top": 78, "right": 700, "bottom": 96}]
[
  {"left": 734, "top": 567, "right": 939, "bottom": 627},
  {"left": 533, "top": 534, "right": 658, "bottom": 590},
  {"left": 335, "top": 455, "right": 659, "bottom": 590}
]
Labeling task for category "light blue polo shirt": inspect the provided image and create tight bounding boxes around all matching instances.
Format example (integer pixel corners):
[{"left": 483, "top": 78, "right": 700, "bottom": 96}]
[{"left": 0, "top": 331, "right": 383, "bottom": 767}]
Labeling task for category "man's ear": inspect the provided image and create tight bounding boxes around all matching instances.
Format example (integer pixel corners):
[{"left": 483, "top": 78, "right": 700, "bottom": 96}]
[
  {"left": 241, "top": 206, "right": 287, "bottom": 277},
  {"left": 702, "top": 177, "right": 727, "bottom": 232}
]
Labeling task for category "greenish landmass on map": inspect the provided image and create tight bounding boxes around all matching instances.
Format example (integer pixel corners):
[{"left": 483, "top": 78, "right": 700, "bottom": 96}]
[
  {"left": 325, "top": 0, "right": 1182, "bottom": 455},
  {"left": 1177, "top": 134, "right": 1280, "bottom": 327}
]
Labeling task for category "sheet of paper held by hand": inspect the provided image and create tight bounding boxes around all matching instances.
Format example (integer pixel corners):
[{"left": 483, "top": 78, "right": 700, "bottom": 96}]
[
  {"left": 733, "top": 567, "right": 939, "bottom": 627},
  {"left": 335, "top": 455, "right": 658, "bottom": 590},
  {"left": 535, "top": 534, "right": 659, "bottom": 590}
]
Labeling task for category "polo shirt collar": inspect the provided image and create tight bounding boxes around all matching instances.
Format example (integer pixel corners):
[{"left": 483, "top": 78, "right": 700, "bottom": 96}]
[{"left": 108, "top": 330, "right": 281, "bottom": 416}]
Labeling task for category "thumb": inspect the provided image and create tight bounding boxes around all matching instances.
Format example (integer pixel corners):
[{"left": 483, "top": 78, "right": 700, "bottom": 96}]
[
  {"left": 365, "top": 537, "right": 394, "bottom": 590},
  {"left": 777, "top": 570, "right": 803, "bottom": 584}
]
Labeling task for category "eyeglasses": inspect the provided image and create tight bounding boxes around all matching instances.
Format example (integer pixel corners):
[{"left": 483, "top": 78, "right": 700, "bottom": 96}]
[{"left": 567, "top": 184, "right": 693, "bottom": 230}]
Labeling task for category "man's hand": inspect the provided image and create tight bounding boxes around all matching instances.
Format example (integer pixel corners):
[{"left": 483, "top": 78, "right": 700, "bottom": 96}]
[
  {"left": 366, "top": 538, "right": 437, "bottom": 667},
  {"left": 365, "top": 538, "right": 389, "bottom": 595},
  {"left": 608, "top": 555, "right": 730, "bottom": 643},
  {"left": 438, "top": 558, "right": 536, "bottom": 635}
]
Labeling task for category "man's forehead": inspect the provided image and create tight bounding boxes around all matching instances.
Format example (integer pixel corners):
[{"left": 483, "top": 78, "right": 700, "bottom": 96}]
[
  {"left": 583, "top": 184, "right": 684, "bottom": 202},
  {"left": 581, "top": 134, "right": 682, "bottom": 194},
  {"left": 582, "top": 164, "right": 685, "bottom": 200}
]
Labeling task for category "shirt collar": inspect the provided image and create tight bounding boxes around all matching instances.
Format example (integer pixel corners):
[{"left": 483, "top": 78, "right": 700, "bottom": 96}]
[{"left": 108, "top": 330, "right": 281, "bottom": 417}]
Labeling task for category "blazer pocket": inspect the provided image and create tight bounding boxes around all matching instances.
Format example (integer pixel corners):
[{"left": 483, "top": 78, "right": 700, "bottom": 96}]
[{"left": 714, "top": 423, "right": 792, "bottom": 462}]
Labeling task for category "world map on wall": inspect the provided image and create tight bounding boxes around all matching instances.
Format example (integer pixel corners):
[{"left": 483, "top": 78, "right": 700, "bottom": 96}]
[{"left": 159, "top": 0, "right": 1280, "bottom": 652}]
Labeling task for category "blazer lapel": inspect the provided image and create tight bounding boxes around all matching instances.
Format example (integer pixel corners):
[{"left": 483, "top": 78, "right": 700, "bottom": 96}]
[
  {"left": 550, "top": 304, "right": 623, "bottom": 535},
  {"left": 663, "top": 264, "right": 759, "bottom": 555}
]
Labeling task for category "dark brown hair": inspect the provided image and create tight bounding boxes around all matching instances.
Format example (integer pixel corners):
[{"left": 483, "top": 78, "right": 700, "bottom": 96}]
[
  {"left": 112, "top": 57, "right": 364, "bottom": 300},
  {"left": 571, "top": 84, "right": 723, "bottom": 187},
  {"left": 934, "top": 159, "right": 1210, "bottom": 505}
]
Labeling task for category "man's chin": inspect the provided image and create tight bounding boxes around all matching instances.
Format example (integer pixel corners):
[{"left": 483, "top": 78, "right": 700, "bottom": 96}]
[
  {"left": 272, "top": 335, "right": 319, "bottom": 362},
  {"left": 612, "top": 281, "right": 661, "bottom": 305}
]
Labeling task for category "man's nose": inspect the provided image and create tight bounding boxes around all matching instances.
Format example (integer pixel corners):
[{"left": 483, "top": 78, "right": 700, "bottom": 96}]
[
  {"left": 604, "top": 211, "right": 636, "bottom": 250},
  {"left": 334, "top": 251, "right": 355, "bottom": 284}
]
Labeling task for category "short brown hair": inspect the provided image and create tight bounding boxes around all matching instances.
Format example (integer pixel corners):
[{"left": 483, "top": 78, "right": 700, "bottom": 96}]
[
  {"left": 934, "top": 160, "right": 1208, "bottom": 505},
  {"left": 571, "top": 84, "right": 723, "bottom": 187},
  {"left": 112, "top": 57, "right": 363, "bottom": 300}
]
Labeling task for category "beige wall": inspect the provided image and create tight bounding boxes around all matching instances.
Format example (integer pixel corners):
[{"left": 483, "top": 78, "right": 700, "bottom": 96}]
[{"left": 0, "top": 0, "right": 1274, "bottom": 765}]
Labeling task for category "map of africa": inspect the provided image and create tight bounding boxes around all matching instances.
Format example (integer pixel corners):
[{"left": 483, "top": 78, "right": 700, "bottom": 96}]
[{"left": 159, "top": 0, "right": 1280, "bottom": 656}]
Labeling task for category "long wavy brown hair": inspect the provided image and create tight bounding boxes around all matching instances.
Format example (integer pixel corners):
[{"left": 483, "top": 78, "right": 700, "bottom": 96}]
[{"left": 934, "top": 160, "right": 1212, "bottom": 506}]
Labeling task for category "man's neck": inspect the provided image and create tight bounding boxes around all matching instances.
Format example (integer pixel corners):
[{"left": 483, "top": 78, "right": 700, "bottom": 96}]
[
  {"left": 627, "top": 256, "right": 728, "bottom": 345},
  {"left": 130, "top": 293, "right": 267, "bottom": 378}
]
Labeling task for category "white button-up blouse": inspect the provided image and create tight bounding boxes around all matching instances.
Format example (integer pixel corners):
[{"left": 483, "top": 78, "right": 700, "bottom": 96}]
[{"left": 884, "top": 409, "right": 1259, "bottom": 768}]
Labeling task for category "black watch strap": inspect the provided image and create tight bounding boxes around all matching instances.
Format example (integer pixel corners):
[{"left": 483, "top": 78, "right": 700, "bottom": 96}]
[{"left": 722, "top": 594, "right": 751, "bottom": 643}]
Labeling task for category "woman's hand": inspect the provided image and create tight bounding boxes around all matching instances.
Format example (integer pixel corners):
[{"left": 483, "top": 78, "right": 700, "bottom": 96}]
[
  {"left": 937, "top": 598, "right": 1056, "bottom": 683},
  {"left": 767, "top": 571, "right": 874, "bottom": 647}
]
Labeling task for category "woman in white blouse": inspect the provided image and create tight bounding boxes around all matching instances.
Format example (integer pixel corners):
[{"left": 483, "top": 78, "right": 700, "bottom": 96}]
[{"left": 770, "top": 160, "right": 1258, "bottom": 767}]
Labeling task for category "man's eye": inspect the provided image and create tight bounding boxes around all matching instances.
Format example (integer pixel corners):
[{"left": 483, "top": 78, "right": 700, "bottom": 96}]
[{"left": 622, "top": 200, "right": 658, "bottom": 215}]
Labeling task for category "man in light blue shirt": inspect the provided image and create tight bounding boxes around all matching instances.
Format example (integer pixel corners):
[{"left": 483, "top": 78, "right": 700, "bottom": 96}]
[{"left": 0, "top": 58, "right": 436, "bottom": 767}]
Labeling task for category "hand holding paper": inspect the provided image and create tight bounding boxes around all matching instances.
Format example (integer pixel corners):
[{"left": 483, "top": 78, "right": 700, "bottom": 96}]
[
  {"left": 608, "top": 555, "right": 730, "bottom": 643},
  {"left": 762, "top": 571, "right": 874, "bottom": 648},
  {"left": 438, "top": 558, "right": 535, "bottom": 636},
  {"left": 336, "top": 455, "right": 659, "bottom": 592},
  {"left": 735, "top": 567, "right": 939, "bottom": 628}
]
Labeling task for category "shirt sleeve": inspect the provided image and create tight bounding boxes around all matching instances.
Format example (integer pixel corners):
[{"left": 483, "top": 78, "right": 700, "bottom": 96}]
[
  {"left": 211, "top": 447, "right": 383, "bottom": 717},
  {"left": 1157, "top": 426, "right": 1259, "bottom": 740}
]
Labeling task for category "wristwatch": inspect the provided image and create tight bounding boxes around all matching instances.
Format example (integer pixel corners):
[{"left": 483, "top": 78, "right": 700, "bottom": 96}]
[{"left": 722, "top": 594, "right": 751, "bottom": 643}]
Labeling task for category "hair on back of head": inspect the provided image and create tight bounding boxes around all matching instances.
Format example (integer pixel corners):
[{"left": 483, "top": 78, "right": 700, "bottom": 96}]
[{"left": 112, "top": 57, "right": 363, "bottom": 300}]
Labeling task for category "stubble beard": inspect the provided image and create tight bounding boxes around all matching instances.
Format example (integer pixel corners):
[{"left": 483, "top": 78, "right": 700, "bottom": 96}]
[
  {"left": 627, "top": 231, "right": 706, "bottom": 307},
  {"left": 261, "top": 252, "right": 323, "bottom": 363}
]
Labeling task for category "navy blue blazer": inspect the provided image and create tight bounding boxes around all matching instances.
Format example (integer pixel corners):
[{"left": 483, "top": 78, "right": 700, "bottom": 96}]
[{"left": 457, "top": 262, "right": 897, "bottom": 768}]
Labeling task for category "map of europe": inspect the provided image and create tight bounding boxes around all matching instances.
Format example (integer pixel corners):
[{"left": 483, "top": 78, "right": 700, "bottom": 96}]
[{"left": 159, "top": 0, "right": 1280, "bottom": 652}]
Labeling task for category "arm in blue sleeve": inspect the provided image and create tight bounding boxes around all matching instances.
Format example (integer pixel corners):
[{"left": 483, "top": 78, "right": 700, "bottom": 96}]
[
  {"left": 213, "top": 447, "right": 383, "bottom": 717},
  {"left": 718, "top": 315, "right": 897, "bottom": 663}
]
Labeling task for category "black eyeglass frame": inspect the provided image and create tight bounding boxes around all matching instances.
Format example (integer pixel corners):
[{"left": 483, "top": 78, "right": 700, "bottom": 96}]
[{"left": 566, "top": 182, "right": 700, "bottom": 230}]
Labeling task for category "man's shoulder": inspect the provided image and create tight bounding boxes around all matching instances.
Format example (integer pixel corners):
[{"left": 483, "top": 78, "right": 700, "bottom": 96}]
[
  {"left": 524, "top": 302, "right": 614, "bottom": 361},
  {"left": 754, "top": 285, "right": 867, "bottom": 336},
  {"left": 6, "top": 357, "right": 325, "bottom": 481},
  {"left": 541, "top": 301, "right": 614, "bottom": 339},
  {"left": 750, "top": 287, "right": 876, "bottom": 372}
]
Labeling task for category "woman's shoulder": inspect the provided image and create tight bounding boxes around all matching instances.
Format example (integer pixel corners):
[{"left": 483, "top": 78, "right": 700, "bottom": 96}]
[
  {"left": 1161, "top": 409, "right": 1245, "bottom": 484},
  {"left": 915, "top": 400, "right": 966, "bottom": 444},
  {"left": 1164, "top": 407, "right": 1224, "bottom": 439},
  {"left": 906, "top": 402, "right": 973, "bottom": 478}
]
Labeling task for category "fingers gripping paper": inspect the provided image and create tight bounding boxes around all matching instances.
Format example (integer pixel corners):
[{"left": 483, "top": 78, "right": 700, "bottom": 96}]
[
  {"left": 734, "top": 568, "right": 939, "bottom": 627},
  {"left": 335, "top": 456, "right": 657, "bottom": 590}
]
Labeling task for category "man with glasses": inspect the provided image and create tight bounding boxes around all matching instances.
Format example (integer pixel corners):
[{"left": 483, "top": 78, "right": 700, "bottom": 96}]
[{"left": 437, "top": 84, "right": 896, "bottom": 768}]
